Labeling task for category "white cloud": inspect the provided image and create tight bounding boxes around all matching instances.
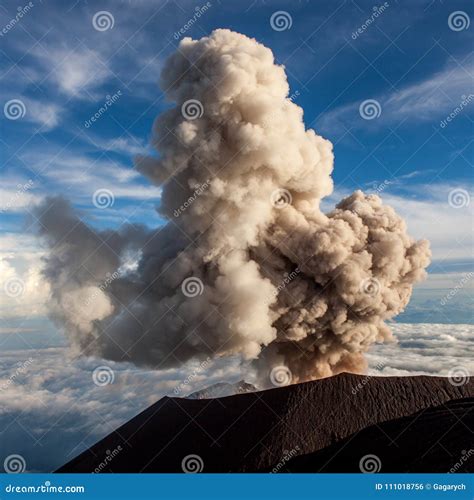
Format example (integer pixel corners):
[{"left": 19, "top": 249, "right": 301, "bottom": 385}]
[
  {"left": 0, "top": 233, "right": 42, "bottom": 256},
  {"left": 0, "top": 178, "right": 39, "bottom": 213},
  {"left": 41, "top": 155, "right": 140, "bottom": 184},
  {"left": 91, "top": 136, "right": 149, "bottom": 157},
  {"left": 24, "top": 98, "right": 62, "bottom": 130},
  {"left": 417, "top": 271, "right": 473, "bottom": 290},
  {"left": 34, "top": 48, "right": 112, "bottom": 98},
  {"left": 317, "top": 61, "right": 474, "bottom": 134},
  {"left": 0, "top": 322, "right": 471, "bottom": 471},
  {"left": 368, "top": 322, "right": 474, "bottom": 376},
  {"left": 0, "top": 348, "right": 242, "bottom": 471},
  {"left": 2, "top": 97, "right": 61, "bottom": 131},
  {"left": 384, "top": 63, "right": 473, "bottom": 122},
  {"left": 22, "top": 150, "right": 162, "bottom": 202},
  {"left": 0, "top": 234, "right": 50, "bottom": 320},
  {"left": 380, "top": 188, "right": 473, "bottom": 262}
]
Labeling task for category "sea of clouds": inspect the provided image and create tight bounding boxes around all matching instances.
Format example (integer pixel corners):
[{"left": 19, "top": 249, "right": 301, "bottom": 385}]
[{"left": 0, "top": 322, "right": 472, "bottom": 472}]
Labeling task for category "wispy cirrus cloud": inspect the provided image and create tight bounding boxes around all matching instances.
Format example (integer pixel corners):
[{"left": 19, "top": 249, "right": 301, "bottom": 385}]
[
  {"left": 22, "top": 98, "right": 62, "bottom": 130},
  {"left": 20, "top": 150, "right": 161, "bottom": 203},
  {"left": 85, "top": 135, "right": 150, "bottom": 157},
  {"left": 0, "top": 177, "right": 40, "bottom": 213},
  {"left": 35, "top": 48, "right": 112, "bottom": 99},
  {"left": 317, "top": 59, "right": 474, "bottom": 134},
  {"left": 3, "top": 97, "right": 62, "bottom": 131}
]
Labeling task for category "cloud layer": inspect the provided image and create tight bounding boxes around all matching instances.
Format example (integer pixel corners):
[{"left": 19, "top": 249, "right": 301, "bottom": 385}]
[{"left": 0, "top": 322, "right": 471, "bottom": 472}]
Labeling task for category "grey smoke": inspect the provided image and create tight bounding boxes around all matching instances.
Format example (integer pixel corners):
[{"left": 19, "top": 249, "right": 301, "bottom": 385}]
[{"left": 35, "top": 30, "right": 431, "bottom": 384}]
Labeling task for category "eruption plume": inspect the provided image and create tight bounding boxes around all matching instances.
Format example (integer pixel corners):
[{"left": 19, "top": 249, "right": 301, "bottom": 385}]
[{"left": 36, "top": 30, "right": 430, "bottom": 385}]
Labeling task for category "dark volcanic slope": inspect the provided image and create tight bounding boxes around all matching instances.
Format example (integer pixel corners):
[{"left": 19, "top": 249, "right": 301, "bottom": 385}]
[
  {"left": 58, "top": 373, "right": 473, "bottom": 473},
  {"left": 277, "top": 398, "right": 474, "bottom": 473}
]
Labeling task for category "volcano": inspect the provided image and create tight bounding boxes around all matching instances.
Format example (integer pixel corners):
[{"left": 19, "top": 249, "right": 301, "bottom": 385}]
[{"left": 58, "top": 373, "right": 473, "bottom": 473}]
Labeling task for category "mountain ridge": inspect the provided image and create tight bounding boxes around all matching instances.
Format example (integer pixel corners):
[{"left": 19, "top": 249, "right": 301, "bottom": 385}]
[
  {"left": 58, "top": 373, "right": 473, "bottom": 473},
  {"left": 186, "top": 380, "right": 257, "bottom": 399}
]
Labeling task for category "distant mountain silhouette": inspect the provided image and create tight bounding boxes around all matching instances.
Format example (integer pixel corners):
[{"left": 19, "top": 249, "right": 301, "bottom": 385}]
[
  {"left": 187, "top": 380, "right": 257, "bottom": 399},
  {"left": 58, "top": 373, "right": 473, "bottom": 473}
]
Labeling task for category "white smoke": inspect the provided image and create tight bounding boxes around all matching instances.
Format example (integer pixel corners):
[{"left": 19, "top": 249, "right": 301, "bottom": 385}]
[{"left": 36, "top": 30, "right": 431, "bottom": 384}]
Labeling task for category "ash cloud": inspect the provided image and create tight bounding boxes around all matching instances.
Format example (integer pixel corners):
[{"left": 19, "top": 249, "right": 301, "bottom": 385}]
[{"left": 35, "top": 30, "right": 431, "bottom": 384}]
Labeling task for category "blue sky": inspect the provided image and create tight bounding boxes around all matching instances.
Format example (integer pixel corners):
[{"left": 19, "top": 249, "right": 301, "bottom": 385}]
[
  {"left": 0, "top": 0, "right": 473, "bottom": 472},
  {"left": 1, "top": 0, "right": 472, "bottom": 328}
]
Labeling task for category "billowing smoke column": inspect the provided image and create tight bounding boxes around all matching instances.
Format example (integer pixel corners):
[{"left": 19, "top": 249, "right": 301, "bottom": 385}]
[{"left": 36, "top": 30, "right": 430, "bottom": 385}]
